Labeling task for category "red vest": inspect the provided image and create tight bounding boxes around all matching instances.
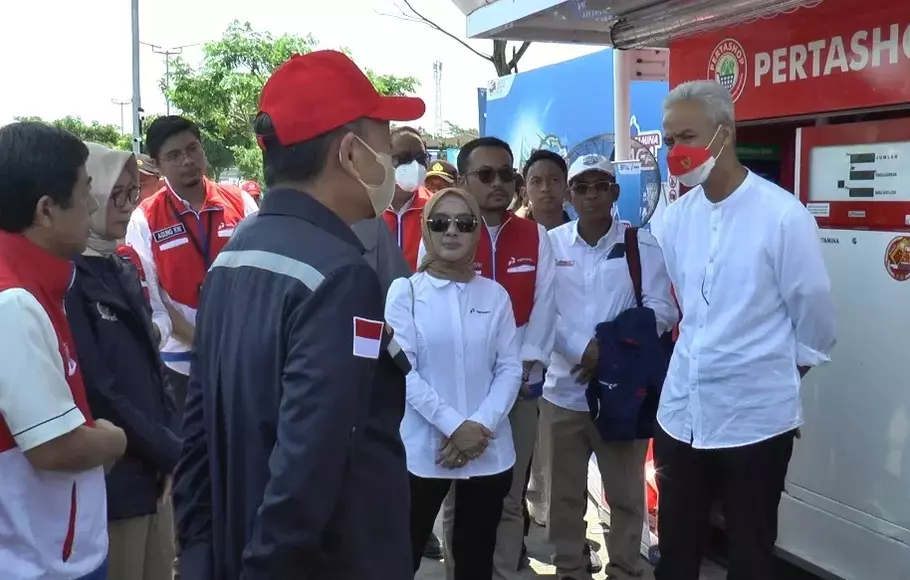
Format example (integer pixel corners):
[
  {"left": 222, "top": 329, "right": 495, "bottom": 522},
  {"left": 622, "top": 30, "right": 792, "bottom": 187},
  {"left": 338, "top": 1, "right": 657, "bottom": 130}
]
[
  {"left": 383, "top": 187, "right": 431, "bottom": 271},
  {"left": 0, "top": 232, "right": 94, "bottom": 455},
  {"left": 139, "top": 179, "right": 246, "bottom": 308},
  {"left": 474, "top": 213, "right": 540, "bottom": 327}
]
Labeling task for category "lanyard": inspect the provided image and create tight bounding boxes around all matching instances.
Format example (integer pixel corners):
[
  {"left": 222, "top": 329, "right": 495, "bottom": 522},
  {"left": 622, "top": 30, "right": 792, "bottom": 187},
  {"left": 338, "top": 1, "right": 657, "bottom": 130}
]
[{"left": 166, "top": 194, "right": 215, "bottom": 269}]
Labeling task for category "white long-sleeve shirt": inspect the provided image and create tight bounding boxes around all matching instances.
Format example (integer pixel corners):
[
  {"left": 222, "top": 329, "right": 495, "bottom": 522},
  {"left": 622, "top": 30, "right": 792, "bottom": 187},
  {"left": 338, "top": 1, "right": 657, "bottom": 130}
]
[
  {"left": 654, "top": 171, "right": 836, "bottom": 449},
  {"left": 385, "top": 272, "right": 522, "bottom": 479},
  {"left": 545, "top": 220, "right": 679, "bottom": 412},
  {"left": 417, "top": 221, "right": 557, "bottom": 384}
]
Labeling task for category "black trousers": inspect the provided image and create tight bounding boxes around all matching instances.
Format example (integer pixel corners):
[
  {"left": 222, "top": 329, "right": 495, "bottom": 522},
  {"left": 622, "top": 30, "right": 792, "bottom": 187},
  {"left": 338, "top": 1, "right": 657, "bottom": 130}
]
[
  {"left": 653, "top": 425, "right": 796, "bottom": 580},
  {"left": 410, "top": 470, "right": 512, "bottom": 580}
]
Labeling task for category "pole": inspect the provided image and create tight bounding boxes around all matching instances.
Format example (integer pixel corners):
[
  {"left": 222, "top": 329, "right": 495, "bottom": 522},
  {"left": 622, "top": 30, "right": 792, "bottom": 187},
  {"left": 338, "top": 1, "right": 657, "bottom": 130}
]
[
  {"left": 111, "top": 99, "right": 131, "bottom": 133},
  {"left": 164, "top": 57, "right": 171, "bottom": 115},
  {"left": 130, "top": 0, "right": 141, "bottom": 154},
  {"left": 613, "top": 48, "right": 632, "bottom": 162}
]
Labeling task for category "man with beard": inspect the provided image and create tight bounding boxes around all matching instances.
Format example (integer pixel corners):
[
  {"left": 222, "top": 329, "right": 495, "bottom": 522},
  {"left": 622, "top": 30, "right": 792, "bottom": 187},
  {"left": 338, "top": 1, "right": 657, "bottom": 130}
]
[
  {"left": 125, "top": 116, "right": 259, "bottom": 414},
  {"left": 421, "top": 137, "right": 556, "bottom": 580}
]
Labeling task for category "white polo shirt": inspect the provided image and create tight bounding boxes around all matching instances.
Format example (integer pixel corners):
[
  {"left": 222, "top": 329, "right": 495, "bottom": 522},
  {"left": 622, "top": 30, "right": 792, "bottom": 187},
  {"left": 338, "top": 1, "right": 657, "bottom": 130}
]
[{"left": 0, "top": 288, "right": 108, "bottom": 579}]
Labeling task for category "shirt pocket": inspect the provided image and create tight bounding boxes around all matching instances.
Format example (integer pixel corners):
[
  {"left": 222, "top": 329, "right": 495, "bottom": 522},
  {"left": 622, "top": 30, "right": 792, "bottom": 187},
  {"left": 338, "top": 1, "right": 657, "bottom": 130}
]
[{"left": 596, "top": 257, "right": 635, "bottom": 297}]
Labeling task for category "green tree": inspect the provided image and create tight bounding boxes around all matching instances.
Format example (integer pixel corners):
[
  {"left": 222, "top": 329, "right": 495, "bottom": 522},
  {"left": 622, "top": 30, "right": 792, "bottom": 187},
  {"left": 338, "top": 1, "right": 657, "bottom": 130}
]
[
  {"left": 165, "top": 20, "right": 420, "bottom": 182},
  {"left": 15, "top": 115, "right": 132, "bottom": 150}
]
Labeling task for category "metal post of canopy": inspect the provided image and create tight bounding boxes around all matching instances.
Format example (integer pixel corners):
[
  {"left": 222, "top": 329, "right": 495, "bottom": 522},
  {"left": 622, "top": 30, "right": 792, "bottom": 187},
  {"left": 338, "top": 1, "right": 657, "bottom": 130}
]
[
  {"left": 613, "top": 49, "right": 632, "bottom": 162},
  {"left": 130, "top": 0, "right": 141, "bottom": 154}
]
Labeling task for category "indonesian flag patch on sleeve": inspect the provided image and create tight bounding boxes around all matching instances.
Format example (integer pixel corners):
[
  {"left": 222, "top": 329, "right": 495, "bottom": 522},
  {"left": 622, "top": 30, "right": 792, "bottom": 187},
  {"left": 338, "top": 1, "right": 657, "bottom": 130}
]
[{"left": 353, "top": 317, "right": 384, "bottom": 359}]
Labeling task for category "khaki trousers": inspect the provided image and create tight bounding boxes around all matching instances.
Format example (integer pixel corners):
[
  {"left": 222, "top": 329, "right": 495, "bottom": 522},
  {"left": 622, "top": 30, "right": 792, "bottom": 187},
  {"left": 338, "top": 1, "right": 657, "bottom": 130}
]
[
  {"left": 442, "top": 399, "right": 538, "bottom": 580},
  {"left": 541, "top": 398, "right": 648, "bottom": 580},
  {"left": 107, "top": 496, "right": 176, "bottom": 580},
  {"left": 526, "top": 402, "right": 551, "bottom": 525}
]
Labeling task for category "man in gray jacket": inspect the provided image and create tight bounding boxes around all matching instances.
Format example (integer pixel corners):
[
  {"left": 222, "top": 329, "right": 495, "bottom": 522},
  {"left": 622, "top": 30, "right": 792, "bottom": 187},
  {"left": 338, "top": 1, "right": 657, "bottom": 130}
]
[{"left": 351, "top": 217, "right": 411, "bottom": 292}]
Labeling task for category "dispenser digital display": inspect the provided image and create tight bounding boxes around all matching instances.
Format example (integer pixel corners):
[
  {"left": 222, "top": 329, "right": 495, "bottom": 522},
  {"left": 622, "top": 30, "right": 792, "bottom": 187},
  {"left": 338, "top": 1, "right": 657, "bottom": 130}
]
[{"left": 808, "top": 141, "right": 910, "bottom": 202}]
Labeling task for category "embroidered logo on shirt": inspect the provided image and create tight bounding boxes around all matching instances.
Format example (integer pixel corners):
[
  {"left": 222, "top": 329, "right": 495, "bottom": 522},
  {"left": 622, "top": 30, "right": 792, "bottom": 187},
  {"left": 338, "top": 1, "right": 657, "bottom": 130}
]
[
  {"left": 152, "top": 223, "right": 187, "bottom": 244},
  {"left": 556, "top": 259, "right": 576, "bottom": 267},
  {"left": 96, "top": 303, "right": 118, "bottom": 322},
  {"left": 352, "top": 317, "right": 384, "bottom": 359},
  {"left": 469, "top": 307, "right": 491, "bottom": 315},
  {"left": 506, "top": 256, "right": 536, "bottom": 273}
]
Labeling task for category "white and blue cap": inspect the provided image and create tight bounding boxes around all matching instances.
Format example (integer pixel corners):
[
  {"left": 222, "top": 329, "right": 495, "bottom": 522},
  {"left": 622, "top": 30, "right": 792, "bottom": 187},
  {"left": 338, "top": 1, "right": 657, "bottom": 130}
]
[{"left": 567, "top": 153, "right": 615, "bottom": 184}]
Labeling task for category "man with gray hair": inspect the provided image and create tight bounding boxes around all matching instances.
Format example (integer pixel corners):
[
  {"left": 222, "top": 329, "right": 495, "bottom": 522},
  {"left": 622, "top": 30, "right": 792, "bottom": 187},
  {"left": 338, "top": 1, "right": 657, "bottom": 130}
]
[{"left": 654, "top": 80, "right": 835, "bottom": 580}]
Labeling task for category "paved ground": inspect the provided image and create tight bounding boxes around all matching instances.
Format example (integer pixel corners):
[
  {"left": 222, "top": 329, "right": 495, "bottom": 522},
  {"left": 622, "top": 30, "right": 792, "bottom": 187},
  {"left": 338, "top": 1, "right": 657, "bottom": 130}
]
[{"left": 415, "top": 499, "right": 726, "bottom": 580}]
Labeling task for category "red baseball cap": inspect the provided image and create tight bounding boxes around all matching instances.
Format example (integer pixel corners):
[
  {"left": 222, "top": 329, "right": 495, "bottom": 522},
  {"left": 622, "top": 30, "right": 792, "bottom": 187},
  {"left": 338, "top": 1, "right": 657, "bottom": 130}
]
[
  {"left": 240, "top": 180, "right": 262, "bottom": 198},
  {"left": 258, "top": 50, "right": 426, "bottom": 146}
]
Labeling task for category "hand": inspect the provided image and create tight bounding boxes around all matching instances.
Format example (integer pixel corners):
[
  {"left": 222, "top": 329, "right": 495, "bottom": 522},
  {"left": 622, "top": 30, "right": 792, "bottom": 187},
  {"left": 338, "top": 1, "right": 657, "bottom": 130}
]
[
  {"left": 449, "top": 420, "right": 494, "bottom": 457},
  {"left": 94, "top": 419, "right": 127, "bottom": 472},
  {"left": 436, "top": 440, "right": 472, "bottom": 469},
  {"left": 571, "top": 339, "right": 599, "bottom": 384}
]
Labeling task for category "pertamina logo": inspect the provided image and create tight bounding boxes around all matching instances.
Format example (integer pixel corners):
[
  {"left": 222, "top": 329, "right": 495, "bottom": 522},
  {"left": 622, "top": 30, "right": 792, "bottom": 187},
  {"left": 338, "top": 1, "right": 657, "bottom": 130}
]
[
  {"left": 885, "top": 236, "right": 910, "bottom": 282},
  {"left": 708, "top": 38, "right": 748, "bottom": 102}
]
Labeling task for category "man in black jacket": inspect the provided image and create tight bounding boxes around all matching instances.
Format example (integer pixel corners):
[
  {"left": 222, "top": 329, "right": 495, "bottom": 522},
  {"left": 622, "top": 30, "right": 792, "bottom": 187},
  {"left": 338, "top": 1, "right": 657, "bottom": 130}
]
[{"left": 173, "top": 50, "right": 424, "bottom": 580}]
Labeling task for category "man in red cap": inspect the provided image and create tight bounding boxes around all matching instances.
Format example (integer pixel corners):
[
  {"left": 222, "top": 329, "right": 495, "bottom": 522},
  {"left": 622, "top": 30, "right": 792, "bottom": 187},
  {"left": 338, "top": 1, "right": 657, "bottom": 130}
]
[
  {"left": 240, "top": 180, "right": 263, "bottom": 206},
  {"left": 174, "top": 50, "right": 424, "bottom": 580}
]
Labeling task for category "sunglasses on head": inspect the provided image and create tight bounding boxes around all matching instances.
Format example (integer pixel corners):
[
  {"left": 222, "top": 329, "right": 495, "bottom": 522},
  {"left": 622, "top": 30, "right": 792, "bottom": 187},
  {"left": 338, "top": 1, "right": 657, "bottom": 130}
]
[
  {"left": 468, "top": 167, "right": 516, "bottom": 185},
  {"left": 426, "top": 213, "right": 479, "bottom": 234},
  {"left": 392, "top": 151, "right": 429, "bottom": 167}
]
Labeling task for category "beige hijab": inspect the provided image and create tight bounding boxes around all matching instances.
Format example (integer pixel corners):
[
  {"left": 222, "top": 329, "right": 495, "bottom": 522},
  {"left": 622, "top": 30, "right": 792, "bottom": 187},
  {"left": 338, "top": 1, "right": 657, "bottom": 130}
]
[
  {"left": 83, "top": 142, "right": 134, "bottom": 256},
  {"left": 417, "top": 187, "right": 482, "bottom": 283}
]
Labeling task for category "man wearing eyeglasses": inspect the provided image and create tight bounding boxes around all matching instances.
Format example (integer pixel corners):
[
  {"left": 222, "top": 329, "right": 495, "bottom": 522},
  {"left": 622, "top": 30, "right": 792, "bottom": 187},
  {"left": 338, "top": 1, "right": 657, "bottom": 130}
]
[
  {"left": 421, "top": 136, "right": 556, "bottom": 580},
  {"left": 125, "top": 116, "right": 259, "bottom": 415},
  {"left": 544, "top": 154, "right": 678, "bottom": 580},
  {"left": 381, "top": 126, "right": 433, "bottom": 272}
]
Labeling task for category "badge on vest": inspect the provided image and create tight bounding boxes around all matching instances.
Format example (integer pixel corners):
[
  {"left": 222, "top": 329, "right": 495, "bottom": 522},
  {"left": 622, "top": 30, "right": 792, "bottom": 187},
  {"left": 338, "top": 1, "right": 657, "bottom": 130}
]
[
  {"left": 217, "top": 223, "right": 235, "bottom": 238},
  {"left": 506, "top": 256, "right": 536, "bottom": 273},
  {"left": 153, "top": 223, "right": 187, "bottom": 245}
]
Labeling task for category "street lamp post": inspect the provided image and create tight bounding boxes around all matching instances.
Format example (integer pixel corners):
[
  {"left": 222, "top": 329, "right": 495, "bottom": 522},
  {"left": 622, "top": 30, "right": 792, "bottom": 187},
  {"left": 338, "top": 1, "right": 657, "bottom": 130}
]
[
  {"left": 111, "top": 98, "right": 131, "bottom": 133},
  {"left": 142, "top": 42, "right": 200, "bottom": 115},
  {"left": 130, "top": 0, "right": 141, "bottom": 154}
]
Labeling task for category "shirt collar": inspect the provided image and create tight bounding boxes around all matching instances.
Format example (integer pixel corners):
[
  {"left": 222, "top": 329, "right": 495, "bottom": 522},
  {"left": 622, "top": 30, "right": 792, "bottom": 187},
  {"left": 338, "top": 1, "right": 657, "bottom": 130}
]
[
  {"left": 0, "top": 231, "right": 75, "bottom": 300},
  {"left": 424, "top": 272, "right": 467, "bottom": 291},
  {"left": 259, "top": 188, "right": 365, "bottom": 254},
  {"left": 700, "top": 170, "right": 754, "bottom": 209},
  {"left": 164, "top": 177, "right": 222, "bottom": 213},
  {"left": 570, "top": 218, "right": 621, "bottom": 249}
]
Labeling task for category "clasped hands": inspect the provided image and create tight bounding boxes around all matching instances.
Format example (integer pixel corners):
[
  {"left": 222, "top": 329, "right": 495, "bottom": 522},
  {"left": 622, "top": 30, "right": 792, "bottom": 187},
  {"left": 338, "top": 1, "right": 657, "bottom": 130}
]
[{"left": 436, "top": 420, "right": 495, "bottom": 469}]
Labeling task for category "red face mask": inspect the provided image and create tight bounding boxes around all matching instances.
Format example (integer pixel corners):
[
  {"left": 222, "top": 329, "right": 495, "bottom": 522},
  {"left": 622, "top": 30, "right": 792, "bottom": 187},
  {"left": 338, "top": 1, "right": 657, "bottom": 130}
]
[{"left": 667, "top": 126, "right": 724, "bottom": 188}]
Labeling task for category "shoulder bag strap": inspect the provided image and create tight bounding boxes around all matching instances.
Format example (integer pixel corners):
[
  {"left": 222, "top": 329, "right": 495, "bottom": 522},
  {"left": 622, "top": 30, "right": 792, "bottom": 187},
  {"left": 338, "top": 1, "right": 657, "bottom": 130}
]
[{"left": 624, "top": 227, "right": 644, "bottom": 308}]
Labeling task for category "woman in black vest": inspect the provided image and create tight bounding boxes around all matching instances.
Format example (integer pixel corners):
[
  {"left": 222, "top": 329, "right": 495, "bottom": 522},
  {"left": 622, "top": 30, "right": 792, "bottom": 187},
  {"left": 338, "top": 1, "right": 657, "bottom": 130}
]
[{"left": 66, "top": 142, "right": 180, "bottom": 580}]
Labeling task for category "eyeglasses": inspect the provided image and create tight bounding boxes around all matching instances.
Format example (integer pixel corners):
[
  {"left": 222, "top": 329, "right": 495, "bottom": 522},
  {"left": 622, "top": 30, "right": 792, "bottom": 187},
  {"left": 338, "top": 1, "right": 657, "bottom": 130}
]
[
  {"left": 111, "top": 184, "right": 141, "bottom": 209},
  {"left": 569, "top": 180, "right": 616, "bottom": 196},
  {"left": 426, "top": 213, "right": 479, "bottom": 234},
  {"left": 161, "top": 142, "right": 203, "bottom": 166},
  {"left": 392, "top": 151, "right": 429, "bottom": 167},
  {"left": 467, "top": 167, "right": 516, "bottom": 185}
]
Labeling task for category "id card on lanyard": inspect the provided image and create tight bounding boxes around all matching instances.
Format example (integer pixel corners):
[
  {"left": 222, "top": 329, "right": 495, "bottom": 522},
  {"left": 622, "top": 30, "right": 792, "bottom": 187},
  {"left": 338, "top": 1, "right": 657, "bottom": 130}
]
[{"left": 166, "top": 195, "right": 215, "bottom": 295}]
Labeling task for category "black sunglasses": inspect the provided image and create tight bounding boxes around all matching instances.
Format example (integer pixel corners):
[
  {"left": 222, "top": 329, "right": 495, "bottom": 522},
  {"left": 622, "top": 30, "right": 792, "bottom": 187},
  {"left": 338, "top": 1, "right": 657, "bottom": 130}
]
[
  {"left": 468, "top": 167, "right": 516, "bottom": 185},
  {"left": 392, "top": 151, "right": 429, "bottom": 167},
  {"left": 426, "top": 213, "right": 479, "bottom": 234},
  {"left": 569, "top": 180, "right": 616, "bottom": 196}
]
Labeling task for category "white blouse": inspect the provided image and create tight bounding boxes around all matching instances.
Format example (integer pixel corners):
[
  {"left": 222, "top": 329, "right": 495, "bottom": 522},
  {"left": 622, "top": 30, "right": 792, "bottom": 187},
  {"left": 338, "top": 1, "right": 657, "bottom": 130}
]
[{"left": 385, "top": 272, "right": 522, "bottom": 479}]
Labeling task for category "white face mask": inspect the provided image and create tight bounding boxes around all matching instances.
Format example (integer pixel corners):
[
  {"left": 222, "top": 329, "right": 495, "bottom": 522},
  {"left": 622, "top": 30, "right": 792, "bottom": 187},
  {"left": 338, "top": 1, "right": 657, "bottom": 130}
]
[
  {"left": 345, "top": 136, "right": 396, "bottom": 217},
  {"left": 395, "top": 160, "right": 427, "bottom": 193}
]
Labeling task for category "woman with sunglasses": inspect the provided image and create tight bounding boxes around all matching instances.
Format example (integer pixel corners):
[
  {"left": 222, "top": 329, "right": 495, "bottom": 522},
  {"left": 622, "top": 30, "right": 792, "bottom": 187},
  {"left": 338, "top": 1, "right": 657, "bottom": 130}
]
[
  {"left": 66, "top": 143, "right": 181, "bottom": 580},
  {"left": 385, "top": 187, "right": 522, "bottom": 579}
]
